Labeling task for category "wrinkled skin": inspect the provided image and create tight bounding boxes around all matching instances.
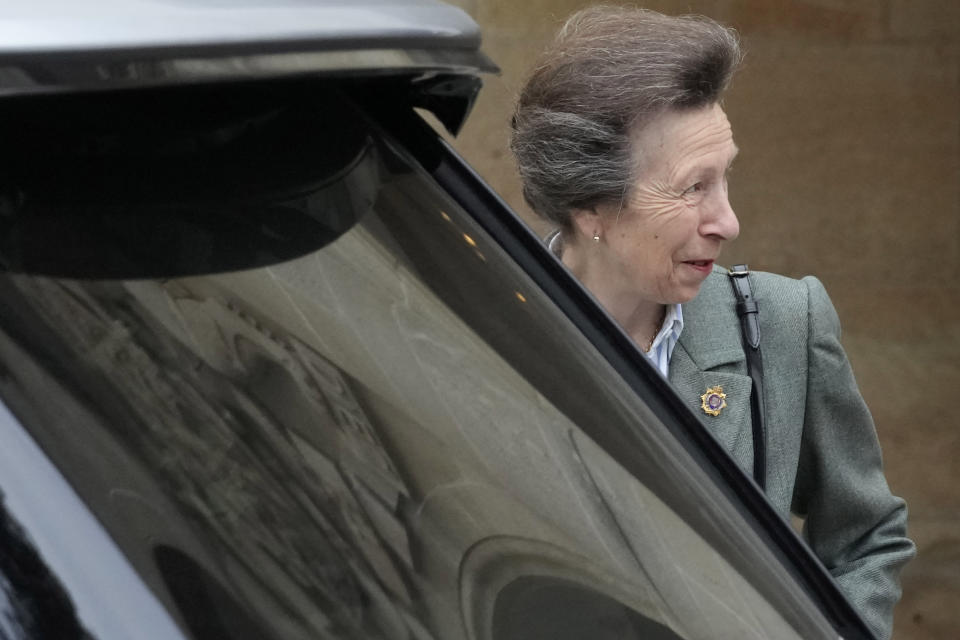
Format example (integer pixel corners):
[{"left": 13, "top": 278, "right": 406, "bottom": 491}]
[{"left": 564, "top": 103, "right": 740, "bottom": 345}]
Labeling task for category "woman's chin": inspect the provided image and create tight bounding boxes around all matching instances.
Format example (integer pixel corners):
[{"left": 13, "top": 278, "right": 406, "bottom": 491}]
[{"left": 667, "top": 284, "right": 706, "bottom": 305}]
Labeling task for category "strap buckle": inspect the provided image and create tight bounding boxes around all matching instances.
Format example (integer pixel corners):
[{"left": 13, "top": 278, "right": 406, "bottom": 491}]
[{"left": 728, "top": 266, "right": 750, "bottom": 277}]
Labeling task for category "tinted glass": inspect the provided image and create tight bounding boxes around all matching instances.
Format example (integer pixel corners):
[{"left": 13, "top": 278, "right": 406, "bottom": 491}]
[
  {"left": 0, "top": 84, "right": 365, "bottom": 278},
  {"left": 0, "top": 397, "right": 186, "bottom": 640},
  {"left": 0, "top": 82, "right": 837, "bottom": 639}
]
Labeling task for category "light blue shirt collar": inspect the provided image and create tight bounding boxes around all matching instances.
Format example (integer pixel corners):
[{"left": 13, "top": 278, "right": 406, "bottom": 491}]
[{"left": 645, "top": 302, "right": 683, "bottom": 377}]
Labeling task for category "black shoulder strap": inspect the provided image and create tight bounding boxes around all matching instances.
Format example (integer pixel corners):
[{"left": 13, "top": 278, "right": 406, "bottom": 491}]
[{"left": 728, "top": 265, "right": 766, "bottom": 490}]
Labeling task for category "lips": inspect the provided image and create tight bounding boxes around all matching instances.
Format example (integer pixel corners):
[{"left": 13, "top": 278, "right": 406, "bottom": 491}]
[{"left": 683, "top": 259, "right": 715, "bottom": 273}]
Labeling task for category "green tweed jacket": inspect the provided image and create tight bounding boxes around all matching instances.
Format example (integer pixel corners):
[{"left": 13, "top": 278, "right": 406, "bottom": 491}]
[{"left": 669, "top": 266, "right": 915, "bottom": 640}]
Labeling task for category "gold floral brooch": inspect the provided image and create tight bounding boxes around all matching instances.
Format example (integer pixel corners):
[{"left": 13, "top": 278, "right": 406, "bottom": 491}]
[{"left": 700, "top": 385, "right": 727, "bottom": 417}]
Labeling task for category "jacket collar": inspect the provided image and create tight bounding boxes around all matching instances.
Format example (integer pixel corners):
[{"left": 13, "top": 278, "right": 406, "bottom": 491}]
[
  {"left": 667, "top": 268, "right": 755, "bottom": 471},
  {"left": 676, "top": 268, "right": 745, "bottom": 371}
]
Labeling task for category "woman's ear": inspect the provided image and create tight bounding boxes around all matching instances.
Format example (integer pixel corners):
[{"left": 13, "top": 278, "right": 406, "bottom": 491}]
[{"left": 570, "top": 207, "right": 603, "bottom": 243}]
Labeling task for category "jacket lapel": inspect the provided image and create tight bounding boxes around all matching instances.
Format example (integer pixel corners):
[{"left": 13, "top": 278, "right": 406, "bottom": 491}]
[{"left": 669, "top": 271, "right": 756, "bottom": 473}]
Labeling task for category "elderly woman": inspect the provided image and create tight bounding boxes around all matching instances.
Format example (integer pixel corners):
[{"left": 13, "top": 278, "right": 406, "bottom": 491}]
[{"left": 510, "top": 6, "right": 914, "bottom": 639}]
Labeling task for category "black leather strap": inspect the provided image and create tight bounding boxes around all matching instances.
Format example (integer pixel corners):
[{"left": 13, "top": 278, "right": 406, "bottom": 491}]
[{"left": 728, "top": 265, "right": 766, "bottom": 490}]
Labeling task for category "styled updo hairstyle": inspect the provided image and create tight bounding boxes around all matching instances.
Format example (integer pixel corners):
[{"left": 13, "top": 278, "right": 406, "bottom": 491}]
[{"left": 510, "top": 6, "right": 742, "bottom": 231}]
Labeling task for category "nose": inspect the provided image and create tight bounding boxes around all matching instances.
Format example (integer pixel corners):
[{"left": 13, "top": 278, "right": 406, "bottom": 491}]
[{"left": 700, "top": 189, "right": 740, "bottom": 241}]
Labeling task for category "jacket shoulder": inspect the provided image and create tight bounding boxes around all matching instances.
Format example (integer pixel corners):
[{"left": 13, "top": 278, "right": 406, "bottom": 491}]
[
  {"left": 699, "top": 265, "right": 812, "bottom": 315},
  {"left": 692, "top": 266, "right": 820, "bottom": 348}
]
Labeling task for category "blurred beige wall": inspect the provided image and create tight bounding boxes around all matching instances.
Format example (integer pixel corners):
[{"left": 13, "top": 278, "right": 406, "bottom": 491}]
[{"left": 447, "top": 1, "right": 960, "bottom": 638}]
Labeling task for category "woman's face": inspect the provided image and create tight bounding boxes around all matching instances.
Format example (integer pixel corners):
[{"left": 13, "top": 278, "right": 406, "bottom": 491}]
[{"left": 591, "top": 103, "right": 740, "bottom": 306}]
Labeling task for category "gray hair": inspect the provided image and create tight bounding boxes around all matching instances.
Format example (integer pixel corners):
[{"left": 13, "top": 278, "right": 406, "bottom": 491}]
[{"left": 510, "top": 6, "right": 742, "bottom": 230}]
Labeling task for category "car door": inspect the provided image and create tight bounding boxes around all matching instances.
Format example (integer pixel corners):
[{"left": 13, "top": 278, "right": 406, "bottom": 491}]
[{"left": 0, "top": 70, "right": 875, "bottom": 640}]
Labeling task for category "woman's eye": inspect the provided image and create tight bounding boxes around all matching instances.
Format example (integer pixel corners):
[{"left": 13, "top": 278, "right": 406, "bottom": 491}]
[{"left": 682, "top": 182, "right": 703, "bottom": 196}]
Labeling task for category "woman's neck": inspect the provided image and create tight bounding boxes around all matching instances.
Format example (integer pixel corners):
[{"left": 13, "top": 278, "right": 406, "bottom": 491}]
[
  {"left": 562, "top": 236, "right": 667, "bottom": 349},
  {"left": 601, "top": 289, "right": 667, "bottom": 349}
]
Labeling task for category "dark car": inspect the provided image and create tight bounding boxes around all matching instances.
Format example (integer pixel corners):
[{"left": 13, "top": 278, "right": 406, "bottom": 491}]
[{"left": 0, "top": 1, "right": 876, "bottom": 638}]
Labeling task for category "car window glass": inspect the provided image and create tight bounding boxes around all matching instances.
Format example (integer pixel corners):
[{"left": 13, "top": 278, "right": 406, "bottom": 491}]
[{"left": 0, "top": 84, "right": 837, "bottom": 639}]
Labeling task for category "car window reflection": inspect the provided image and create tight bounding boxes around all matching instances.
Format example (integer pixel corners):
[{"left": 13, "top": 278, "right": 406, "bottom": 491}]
[{"left": 0, "top": 87, "right": 835, "bottom": 639}]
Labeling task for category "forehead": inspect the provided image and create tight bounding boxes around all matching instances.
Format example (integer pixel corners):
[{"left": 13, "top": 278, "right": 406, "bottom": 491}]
[{"left": 631, "top": 104, "right": 737, "bottom": 176}]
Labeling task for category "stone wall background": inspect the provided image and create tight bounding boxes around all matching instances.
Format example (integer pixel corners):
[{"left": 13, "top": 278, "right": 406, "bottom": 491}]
[{"left": 445, "top": 1, "right": 960, "bottom": 638}]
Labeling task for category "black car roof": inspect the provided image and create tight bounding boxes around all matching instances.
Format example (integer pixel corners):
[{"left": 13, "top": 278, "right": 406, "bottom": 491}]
[{"left": 0, "top": 0, "right": 496, "bottom": 96}]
